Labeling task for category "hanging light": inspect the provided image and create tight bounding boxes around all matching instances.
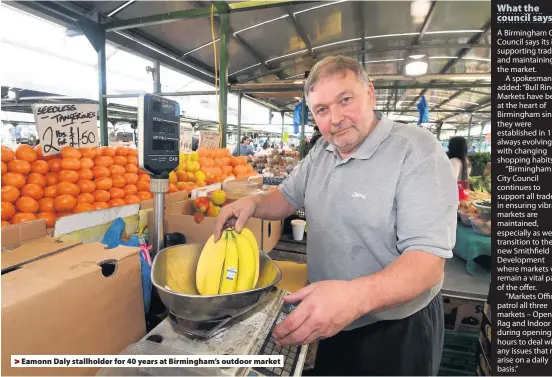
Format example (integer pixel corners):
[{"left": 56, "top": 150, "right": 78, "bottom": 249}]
[{"left": 405, "top": 54, "right": 429, "bottom": 76}]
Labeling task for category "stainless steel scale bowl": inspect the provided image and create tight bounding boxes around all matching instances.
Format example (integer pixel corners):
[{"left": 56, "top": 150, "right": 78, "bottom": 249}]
[{"left": 151, "top": 243, "right": 283, "bottom": 334}]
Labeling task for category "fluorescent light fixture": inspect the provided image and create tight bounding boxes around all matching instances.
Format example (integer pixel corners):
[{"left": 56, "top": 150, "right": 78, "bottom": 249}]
[
  {"left": 293, "top": 0, "right": 347, "bottom": 15},
  {"left": 265, "top": 49, "right": 308, "bottom": 63},
  {"left": 115, "top": 31, "right": 215, "bottom": 78},
  {"left": 108, "top": 0, "right": 136, "bottom": 17},
  {"left": 8, "top": 90, "right": 17, "bottom": 100},
  {"left": 425, "top": 30, "right": 482, "bottom": 34},
  {"left": 230, "top": 63, "right": 262, "bottom": 76},
  {"left": 409, "top": 54, "right": 425, "bottom": 59},
  {"left": 234, "top": 15, "right": 289, "bottom": 35},
  {"left": 365, "top": 32, "right": 419, "bottom": 40},
  {"left": 183, "top": 39, "right": 220, "bottom": 56},
  {"left": 366, "top": 58, "right": 404, "bottom": 64},
  {"left": 285, "top": 73, "right": 305, "bottom": 79}
]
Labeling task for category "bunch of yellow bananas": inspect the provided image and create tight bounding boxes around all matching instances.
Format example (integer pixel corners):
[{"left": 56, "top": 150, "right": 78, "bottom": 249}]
[{"left": 196, "top": 228, "right": 260, "bottom": 295}]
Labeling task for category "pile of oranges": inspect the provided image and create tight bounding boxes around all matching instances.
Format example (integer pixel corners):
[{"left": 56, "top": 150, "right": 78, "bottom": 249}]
[
  {"left": 1, "top": 144, "right": 152, "bottom": 228},
  {"left": 169, "top": 148, "right": 257, "bottom": 193}
]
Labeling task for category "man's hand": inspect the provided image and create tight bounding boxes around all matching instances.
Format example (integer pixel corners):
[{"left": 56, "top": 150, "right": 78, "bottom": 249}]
[
  {"left": 272, "top": 281, "right": 360, "bottom": 346},
  {"left": 213, "top": 196, "right": 257, "bottom": 242}
]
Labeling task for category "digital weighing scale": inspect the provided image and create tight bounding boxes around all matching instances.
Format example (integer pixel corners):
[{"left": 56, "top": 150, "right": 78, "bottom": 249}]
[{"left": 138, "top": 94, "right": 180, "bottom": 257}]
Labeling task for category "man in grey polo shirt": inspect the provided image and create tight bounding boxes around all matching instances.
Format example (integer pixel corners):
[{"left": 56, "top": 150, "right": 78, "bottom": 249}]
[{"left": 214, "top": 56, "right": 458, "bottom": 376}]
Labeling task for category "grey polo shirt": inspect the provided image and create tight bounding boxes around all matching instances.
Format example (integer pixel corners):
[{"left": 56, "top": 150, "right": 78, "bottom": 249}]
[{"left": 279, "top": 112, "right": 458, "bottom": 330}]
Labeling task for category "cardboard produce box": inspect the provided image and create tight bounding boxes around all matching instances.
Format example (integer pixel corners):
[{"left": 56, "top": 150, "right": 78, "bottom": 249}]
[
  {"left": 274, "top": 261, "right": 309, "bottom": 293},
  {"left": 1, "top": 222, "right": 146, "bottom": 376},
  {"left": 148, "top": 199, "right": 282, "bottom": 252}
]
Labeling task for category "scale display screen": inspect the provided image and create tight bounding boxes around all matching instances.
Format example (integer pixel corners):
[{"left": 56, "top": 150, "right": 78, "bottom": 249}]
[
  {"left": 138, "top": 93, "right": 181, "bottom": 177},
  {"left": 152, "top": 98, "right": 176, "bottom": 115},
  {"left": 153, "top": 121, "right": 177, "bottom": 135},
  {"left": 152, "top": 139, "right": 178, "bottom": 153}
]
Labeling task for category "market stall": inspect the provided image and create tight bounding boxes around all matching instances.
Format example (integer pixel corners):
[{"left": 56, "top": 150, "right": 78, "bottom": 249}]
[{"left": 1, "top": 1, "right": 492, "bottom": 376}]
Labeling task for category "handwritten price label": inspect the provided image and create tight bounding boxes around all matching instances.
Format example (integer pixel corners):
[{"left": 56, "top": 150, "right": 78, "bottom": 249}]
[
  {"left": 180, "top": 123, "right": 194, "bottom": 153},
  {"left": 199, "top": 131, "right": 220, "bottom": 149},
  {"left": 32, "top": 104, "right": 99, "bottom": 156}
]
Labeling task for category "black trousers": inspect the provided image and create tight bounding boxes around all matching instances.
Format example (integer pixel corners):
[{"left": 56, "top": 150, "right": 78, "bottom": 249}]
[{"left": 304, "top": 292, "right": 444, "bottom": 376}]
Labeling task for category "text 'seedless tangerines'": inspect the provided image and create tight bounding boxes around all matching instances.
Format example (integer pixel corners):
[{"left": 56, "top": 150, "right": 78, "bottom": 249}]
[{"left": 15, "top": 196, "right": 39, "bottom": 214}]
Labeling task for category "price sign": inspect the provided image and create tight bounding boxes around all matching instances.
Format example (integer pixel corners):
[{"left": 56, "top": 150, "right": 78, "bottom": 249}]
[
  {"left": 199, "top": 131, "right": 220, "bottom": 149},
  {"left": 180, "top": 122, "right": 194, "bottom": 153},
  {"left": 32, "top": 104, "right": 98, "bottom": 156}
]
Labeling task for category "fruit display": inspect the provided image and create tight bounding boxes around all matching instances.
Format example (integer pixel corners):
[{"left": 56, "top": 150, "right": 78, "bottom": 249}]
[
  {"left": 191, "top": 189, "right": 227, "bottom": 224},
  {"left": 1, "top": 144, "right": 153, "bottom": 228},
  {"left": 458, "top": 199, "right": 492, "bottom": 237},
  {"left": 169, "top": 148, "right": 257, "bottom": 194},
  {"left": 249, "top": 149, "right": 299, "bottom": 178},
  {"left": 194, "top": 228, "right": 259, "bottom": 295}
]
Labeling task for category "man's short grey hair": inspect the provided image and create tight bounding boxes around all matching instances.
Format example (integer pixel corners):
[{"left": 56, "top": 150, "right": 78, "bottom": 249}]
[{"left": 304, "top": 56, "right": 369, "bottom": 100}]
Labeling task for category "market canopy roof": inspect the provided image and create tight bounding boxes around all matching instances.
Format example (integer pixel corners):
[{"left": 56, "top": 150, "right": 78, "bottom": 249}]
[{"left": 6, "top": 0, "right": 491, "bottom": 129}]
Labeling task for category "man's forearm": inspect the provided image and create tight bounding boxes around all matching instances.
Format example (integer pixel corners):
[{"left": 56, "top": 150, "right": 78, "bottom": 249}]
[
  {"left": 350, "top": 251, "right": 446, "bottom": 316},
  {"left": 252, "top": 190, "right": 296, "bottom": 221}
]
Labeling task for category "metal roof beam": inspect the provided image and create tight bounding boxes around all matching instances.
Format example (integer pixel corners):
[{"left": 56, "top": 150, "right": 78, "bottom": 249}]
[
  {"left": 188, "top": 1, "right": 284, "bottom": 80},
  {"left": 400, "top": 19, "right": 492, "bottom": 113},
  {"left": 440, "top": 99, "right": 491, "bottom": 122},
  {"left": 285, "top": 6, "right": 314, "bottom": 58},
  {"left": 431, "top": 87, "right": 472, "bottom": 110},
  {"left": 103, "top": 1, "right": 316, "bottom": 32},
  {"left": 354, "top": 1, "right": 365, "bottom": 66},
  {"left": 241, "top": 43, "right": 490, "bottom": 82}
]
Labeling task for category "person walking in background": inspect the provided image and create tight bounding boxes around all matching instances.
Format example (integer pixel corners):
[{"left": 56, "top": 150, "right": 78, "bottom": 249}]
[
  {"left": 447, "top": 136, "right": 471, "bottom": 182},
  {"left": 232, "top": 136, "right": 255, "bottom": 156}
]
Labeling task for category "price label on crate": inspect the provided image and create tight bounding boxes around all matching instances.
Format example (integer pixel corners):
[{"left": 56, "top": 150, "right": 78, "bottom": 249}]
[
  {"left": 32, "top": 104, "right": 98, "bottom": 156},
  {"left": 199, "top": 131, "right": 220, "bottom": 149},
  {"left": 180, "top": 123, "right": 194, "bottom": 153}
]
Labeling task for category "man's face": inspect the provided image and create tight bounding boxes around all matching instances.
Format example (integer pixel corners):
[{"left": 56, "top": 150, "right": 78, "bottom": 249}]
[{"left": 307, "top": 70, "right": 377, "bottom": 155}]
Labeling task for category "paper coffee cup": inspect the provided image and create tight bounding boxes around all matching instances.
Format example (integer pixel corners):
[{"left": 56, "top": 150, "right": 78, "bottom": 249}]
[{"left": 291, "top": 219, "right": 306, "bottom": 241}]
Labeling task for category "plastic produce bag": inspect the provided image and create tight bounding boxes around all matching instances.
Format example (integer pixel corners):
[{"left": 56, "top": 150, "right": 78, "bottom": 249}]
[{"left": 140, "top": 248, "right": 152, "bottom": 316}]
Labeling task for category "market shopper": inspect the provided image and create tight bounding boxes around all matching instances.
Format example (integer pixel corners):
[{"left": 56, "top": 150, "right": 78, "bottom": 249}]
[
  {"left": 447, "top": 136, "right": 472, "bottom": 181},
  {"left": 232, "top": 136, "right": 255, "bottom": 156},
  {"left": 214, "top": 56, "right": 458, "bottom": 376}
]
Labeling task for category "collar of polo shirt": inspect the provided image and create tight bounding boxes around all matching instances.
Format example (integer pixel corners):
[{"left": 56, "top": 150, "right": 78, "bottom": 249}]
[{"left": 325, "top": 111, "right": 393, "bottom": 161}]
